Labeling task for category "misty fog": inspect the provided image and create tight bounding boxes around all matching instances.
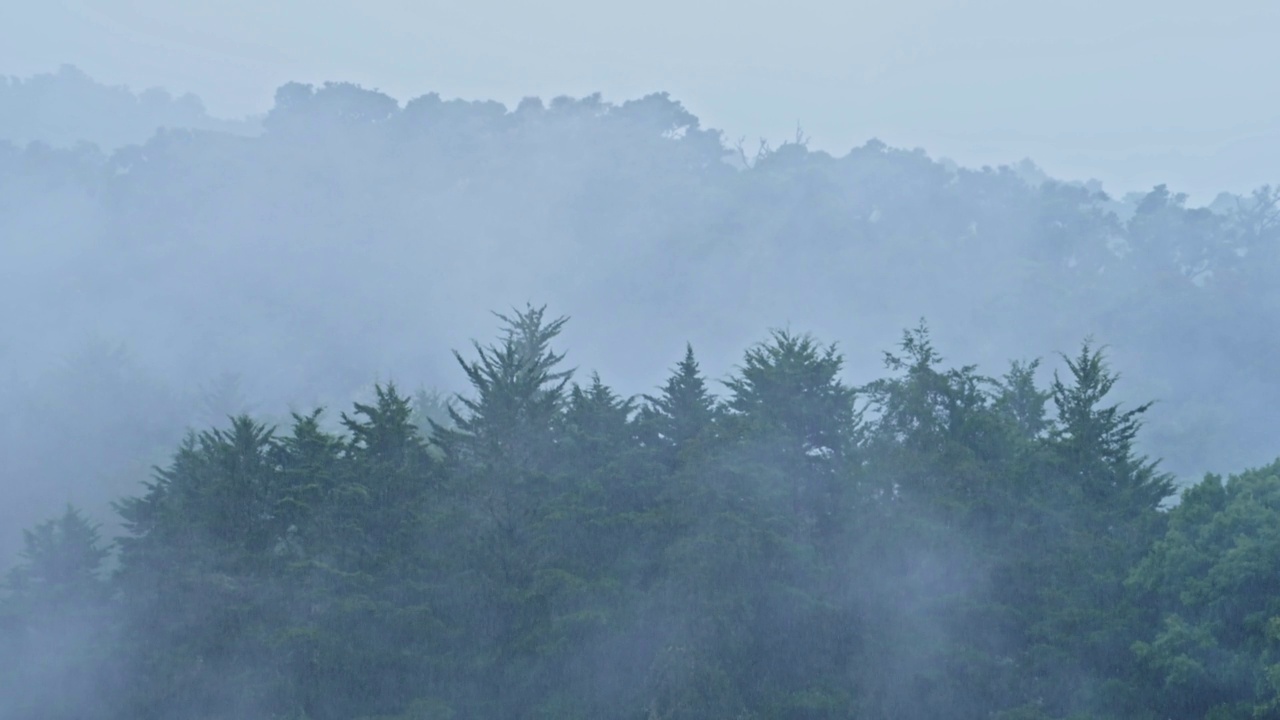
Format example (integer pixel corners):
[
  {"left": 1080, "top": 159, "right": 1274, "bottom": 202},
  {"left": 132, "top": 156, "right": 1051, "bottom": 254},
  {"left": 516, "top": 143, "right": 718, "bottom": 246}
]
[
  {"left": 3, "top": 4, "right": 1280, "bottom": 718},
  {"left": 9, "top": 1, "right": 1280, "bottom": 199}
]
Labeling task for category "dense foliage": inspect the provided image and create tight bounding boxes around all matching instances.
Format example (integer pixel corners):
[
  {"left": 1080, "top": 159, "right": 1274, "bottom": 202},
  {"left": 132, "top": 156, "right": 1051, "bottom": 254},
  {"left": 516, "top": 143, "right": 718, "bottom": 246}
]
[
  {"left": 3, "top": 74, "right": 1280, "bottom": 566},
  {"left": 6, "top": 306, "right": 1279, "bottom": 719},
  {"left": 4, "top": 70, "right": 1280, "bottom": 717},
  {"left": 0, "top": 65, "right": 254, "bottom": 149}
]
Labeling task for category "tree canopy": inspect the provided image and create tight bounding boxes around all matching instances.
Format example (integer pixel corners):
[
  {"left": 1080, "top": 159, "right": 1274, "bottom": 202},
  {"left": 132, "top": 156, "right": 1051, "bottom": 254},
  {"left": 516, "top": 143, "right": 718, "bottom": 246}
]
[
  {"left": 6, "top": 308, "right": 1279, "bottom": 719},
  {"left": 3, "top": 71, "right": 1280, "bottom": 719}
]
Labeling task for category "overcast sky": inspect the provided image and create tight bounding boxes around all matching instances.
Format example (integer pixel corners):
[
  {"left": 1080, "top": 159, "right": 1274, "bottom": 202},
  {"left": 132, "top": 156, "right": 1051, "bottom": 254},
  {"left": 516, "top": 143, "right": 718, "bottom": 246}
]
[{"left": 4, "top": 0, "right": 1278, "bottom": 199}]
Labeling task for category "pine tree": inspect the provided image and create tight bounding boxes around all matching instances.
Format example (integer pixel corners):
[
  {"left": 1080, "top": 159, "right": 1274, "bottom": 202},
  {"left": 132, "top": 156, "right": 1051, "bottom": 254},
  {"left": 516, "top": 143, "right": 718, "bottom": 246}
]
[
  {"left": 640, "top": 344, "right": 718, "bottom": 463},
  {"left": 1050, "top": 341, "right": 1174, "bottom": 513},
  {"left": 1, "top": 507, "right": 114, "bottom": 720},
  {"left": 724, "top": 329, "right": 858, "bottom": 461},
  {"left": 433, "top": 305, "right": 579, "bottom": 714},
  {"left": 1014, "top": 342, "right": 1176, "bottom": 716},
  {"left": 112, "top": 416, "right": 289, "bottom": 719},
  {"left": 439, "top": 304, "right": 572, "bottom": 465},
  {"left": 5, "top": 506, "right": 110, "bottom": 608}
]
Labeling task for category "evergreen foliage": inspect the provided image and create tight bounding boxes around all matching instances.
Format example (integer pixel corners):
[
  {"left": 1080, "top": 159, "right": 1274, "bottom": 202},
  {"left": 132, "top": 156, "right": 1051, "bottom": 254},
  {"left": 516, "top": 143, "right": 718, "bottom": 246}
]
[{"left": 5, "top": 312, "right": 1280, "bottom": 719}]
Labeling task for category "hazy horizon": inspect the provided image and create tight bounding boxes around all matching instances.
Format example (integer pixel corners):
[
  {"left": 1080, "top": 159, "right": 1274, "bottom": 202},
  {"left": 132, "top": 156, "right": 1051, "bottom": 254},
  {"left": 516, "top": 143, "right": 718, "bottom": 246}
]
[
  {"left": 5, "top": 0, "right": 1280, "bottom": 201},
  {"left": 7, "top": 5, "right": 1280, "bottom": 718}
]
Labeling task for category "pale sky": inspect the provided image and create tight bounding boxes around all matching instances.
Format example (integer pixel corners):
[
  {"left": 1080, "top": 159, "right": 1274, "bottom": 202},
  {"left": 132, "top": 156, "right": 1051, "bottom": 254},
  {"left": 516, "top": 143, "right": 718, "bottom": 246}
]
[{"left": 4, "top": 0, "right": 1279, "bottom": 199}]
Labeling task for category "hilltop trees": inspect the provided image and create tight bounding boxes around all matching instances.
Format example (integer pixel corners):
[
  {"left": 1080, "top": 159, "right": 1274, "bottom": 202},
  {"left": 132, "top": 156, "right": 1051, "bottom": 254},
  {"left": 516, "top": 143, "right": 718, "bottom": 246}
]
[
  {"left": 6, "top": 66, "right": 1280, "bottom": 718},
  {"left": 10, "top": 76, "right": 1280, "bottom": 585}
]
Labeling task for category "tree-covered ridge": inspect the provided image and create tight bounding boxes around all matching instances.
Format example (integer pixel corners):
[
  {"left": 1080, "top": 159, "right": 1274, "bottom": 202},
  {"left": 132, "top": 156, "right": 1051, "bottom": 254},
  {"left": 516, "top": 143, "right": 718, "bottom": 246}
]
[
  {"left": 0, "top": 65, "right": 255, "bottom": 150},
  {"left": 4, "top": 78, "right": 1280, "bottom": 566},
  {"left": 6, "top": 307, "right": 1277, "bottom": 719}
]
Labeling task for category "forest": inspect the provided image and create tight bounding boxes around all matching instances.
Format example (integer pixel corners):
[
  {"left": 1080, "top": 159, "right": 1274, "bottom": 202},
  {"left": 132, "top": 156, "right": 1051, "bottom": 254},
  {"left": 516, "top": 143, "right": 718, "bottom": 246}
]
[
  {"left": 4, "top": 305, "right": 1280, "bottom": 719},
  {"left": 3, "top": 69, "right": 1280, "bottom": 718}
]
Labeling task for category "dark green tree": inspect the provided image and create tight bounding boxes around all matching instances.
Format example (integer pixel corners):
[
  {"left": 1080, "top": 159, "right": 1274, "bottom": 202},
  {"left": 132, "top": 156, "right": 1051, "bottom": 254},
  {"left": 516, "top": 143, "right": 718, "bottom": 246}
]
[
  {"left": 112, "top": 416, "right": 290, "bottom": 719},
  {"left": 1128, "top": 461, "right": 1280, "bottom": 719},
  {"left": 1013, "top": 343, "right": 1175, "bottom": 717},
  {"left": 639, "top": 344, "right": 719, "bottom": 465},
  {"left": 1050, "top": 342, "right": 1174, "bottom": 514},
  {"left": 433, "top": 305, "right": 585, "bottom": 715}
]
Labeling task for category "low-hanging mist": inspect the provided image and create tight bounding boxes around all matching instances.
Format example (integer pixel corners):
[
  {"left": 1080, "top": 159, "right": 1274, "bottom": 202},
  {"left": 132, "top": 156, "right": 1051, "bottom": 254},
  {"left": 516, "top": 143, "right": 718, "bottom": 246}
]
[
  {"left": 3, "top": 71, "right": 1278, "bottom": 561},
  {"left": 4, "top": 68, "right": 1280, "bottom": 719},
  {"left": 5, "top": 305, "right": 1268, "bottom": 719}
]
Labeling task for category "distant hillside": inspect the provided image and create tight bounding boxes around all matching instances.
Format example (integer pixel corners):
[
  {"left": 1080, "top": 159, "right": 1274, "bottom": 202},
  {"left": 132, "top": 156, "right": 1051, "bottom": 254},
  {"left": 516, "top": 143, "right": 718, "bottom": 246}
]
[
  {"left": 1, "top": 79, "right": 1278, "bottom": 565},
  {"left": 0, "top": 65, "right": 257, "bottom": 149}
]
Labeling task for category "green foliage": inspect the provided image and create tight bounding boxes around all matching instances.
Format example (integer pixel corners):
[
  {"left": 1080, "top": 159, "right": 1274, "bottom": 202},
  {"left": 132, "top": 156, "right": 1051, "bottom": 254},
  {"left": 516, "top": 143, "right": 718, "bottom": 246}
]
[
  {"left": 1128, "top": 461, "right": 1280, "bottom": 718},
  {"left": 4, "top": 312, "right": 1276, "bottom": 719},
  {"left": 1050, "top": 341, "right": 1173, "bottom": 512},
  {"left": 442, "top": 305, "right": 572, "bottom": 452},
  {"left": 724, "top": 329, "right": 858, "bottom": 456},
  {"left": 639, "top": 344, "right": 719, "bottom": 464}
]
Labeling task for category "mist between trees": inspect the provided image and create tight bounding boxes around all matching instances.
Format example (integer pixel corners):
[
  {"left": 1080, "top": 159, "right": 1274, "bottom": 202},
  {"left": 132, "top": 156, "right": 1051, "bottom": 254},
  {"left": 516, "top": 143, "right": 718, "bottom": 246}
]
[
  {"left": 6, "top": 305, "right": 1279, "bottom": 719},
  {"left": 3, "top": 70, "right": 1280, "bottom": 718}
]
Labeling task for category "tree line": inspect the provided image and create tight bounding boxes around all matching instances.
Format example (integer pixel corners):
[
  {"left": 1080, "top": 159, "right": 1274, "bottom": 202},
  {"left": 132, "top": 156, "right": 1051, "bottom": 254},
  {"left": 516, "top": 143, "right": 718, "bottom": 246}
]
[
  {"left": 3, "top": 80, "right": 1280, "bottom": 548},
  {"left": 4, "top": 306, "right": 1277, "bottom": 719}
]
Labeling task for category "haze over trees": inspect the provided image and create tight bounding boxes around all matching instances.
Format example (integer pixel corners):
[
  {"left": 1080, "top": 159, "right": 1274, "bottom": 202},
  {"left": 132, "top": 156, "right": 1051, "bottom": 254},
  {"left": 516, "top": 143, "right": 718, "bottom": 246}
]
[
  {"left": 0, "top": 65, "right": 256, "bottom": 149},
  {"left": 3, "top": 306, "right": 1280, "bottom": 719},
  {"left": 3, "top": 69, "right": 1280, "bottom": 718}
]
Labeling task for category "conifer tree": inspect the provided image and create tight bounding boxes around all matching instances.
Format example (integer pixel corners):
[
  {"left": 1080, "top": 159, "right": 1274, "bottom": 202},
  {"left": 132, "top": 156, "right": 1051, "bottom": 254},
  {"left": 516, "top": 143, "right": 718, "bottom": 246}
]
[
  {"left": 433, "top": 305, "right": 579, "bottom": 715},
  {"left": 640, "top": 344, "right": 718, "bottom": 462},
  {"left": 0, "top": 507, "right": 114, "bottom": 720},
  {"left": 1050, "top": 341, "right": 1174, "bottom": 513}
]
